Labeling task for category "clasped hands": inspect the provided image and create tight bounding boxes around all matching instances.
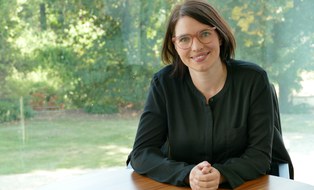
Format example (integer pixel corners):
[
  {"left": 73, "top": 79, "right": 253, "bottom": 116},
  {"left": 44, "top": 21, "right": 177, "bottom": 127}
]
[{"left": 189, "top": 161, "right": 224, "bottom": 190}]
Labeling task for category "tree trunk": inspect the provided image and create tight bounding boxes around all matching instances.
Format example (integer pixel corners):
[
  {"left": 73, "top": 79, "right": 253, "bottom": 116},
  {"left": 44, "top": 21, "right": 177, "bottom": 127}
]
[
  {"left": 278, "top": 80, "right": 292, "bottom": 113},
  {"left": 40, "top": 3, "right": 47, "bottom": 30}
]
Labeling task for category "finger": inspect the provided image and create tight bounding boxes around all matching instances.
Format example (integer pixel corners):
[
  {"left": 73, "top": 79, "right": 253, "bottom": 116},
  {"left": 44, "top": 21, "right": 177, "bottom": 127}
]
[
  {"left": 201, "top": 161, "right": 211, "bottom": 167},
  {"left": 201, "top": 165, "right": 211, "bottom": 174},
  {"left": 195, "top": 180, "right": 218, "bottom": 189},
  {"left": 198, "top": 173, "right": 213, "bottom": 182},
  {"left": 197, "top": 161, "right": 211, "bottom": 170},
  {"left": 198, "top": 168, "right": 220, "bottom": 181}
]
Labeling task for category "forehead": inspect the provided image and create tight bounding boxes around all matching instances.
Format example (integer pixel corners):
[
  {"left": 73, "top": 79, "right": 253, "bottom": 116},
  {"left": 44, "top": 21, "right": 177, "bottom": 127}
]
[{"left": 174, "top": 16, "right": 209, "bottom": 36}]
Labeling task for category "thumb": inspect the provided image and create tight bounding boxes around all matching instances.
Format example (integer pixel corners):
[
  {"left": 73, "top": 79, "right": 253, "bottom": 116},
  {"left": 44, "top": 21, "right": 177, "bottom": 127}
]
[
  {"left": 197, "top": 161, "right": 211, "bottom": 169},
  {"left": 201, "top": 165, "right": 211, "bottom": 174}
]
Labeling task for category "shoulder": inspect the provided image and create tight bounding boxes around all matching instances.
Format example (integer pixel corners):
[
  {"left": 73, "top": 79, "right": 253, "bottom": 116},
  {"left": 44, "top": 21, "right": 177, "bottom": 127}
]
[
  {"left": 150, "top": 65, "right": 187, "bottom": 93},
  {"left": 226, "top": 59, "right": 271, "bottom": 91},
  {"left": 151, "top": 65, "right": 176, "bottom": 84},
  {"left": 227, "top": 59, "right": 269, "bottom": 81},
  {"left": 228, "top": 59, "right": 267, "bottom": 74},
  {"left": 154, "top": 65, "right": 174, "bottom": 78}
]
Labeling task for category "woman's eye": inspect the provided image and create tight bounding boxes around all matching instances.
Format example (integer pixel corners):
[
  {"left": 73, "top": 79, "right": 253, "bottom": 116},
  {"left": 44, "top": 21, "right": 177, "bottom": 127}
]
[
  {"left": 200, "top": 31, "right": 211, "bottom": 37},
  {"left": 179, "top": 36, "right": 190, "bottom": 43}
]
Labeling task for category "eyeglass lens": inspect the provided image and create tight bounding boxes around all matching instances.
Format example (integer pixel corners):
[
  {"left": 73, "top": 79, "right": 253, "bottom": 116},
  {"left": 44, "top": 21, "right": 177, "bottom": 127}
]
[{"left": 174, "top": 28, "right": 216, "bottom": 49}]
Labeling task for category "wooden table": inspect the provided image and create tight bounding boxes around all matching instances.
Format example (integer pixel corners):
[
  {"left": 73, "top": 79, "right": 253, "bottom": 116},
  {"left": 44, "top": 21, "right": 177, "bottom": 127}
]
[{"left": 39, "top": 168, "right": 314, "bottom": 190}]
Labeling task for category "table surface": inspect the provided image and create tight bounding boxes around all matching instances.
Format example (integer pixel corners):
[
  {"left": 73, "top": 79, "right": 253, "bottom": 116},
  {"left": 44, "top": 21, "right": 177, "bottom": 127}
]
[{"left": 39, "top": 168, "right": 314, "bottom": 190}]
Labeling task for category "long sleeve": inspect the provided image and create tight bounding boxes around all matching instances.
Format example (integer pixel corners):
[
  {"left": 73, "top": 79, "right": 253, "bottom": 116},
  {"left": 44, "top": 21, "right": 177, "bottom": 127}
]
[{"left": 128, "top": 74, "right": 194, "bottom": 186}]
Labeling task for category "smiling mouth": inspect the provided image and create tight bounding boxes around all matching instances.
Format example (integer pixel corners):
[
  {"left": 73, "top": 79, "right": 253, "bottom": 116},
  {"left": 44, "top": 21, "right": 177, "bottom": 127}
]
[{"left": 191, "top": 52, "right": 210, "bottom": 62}]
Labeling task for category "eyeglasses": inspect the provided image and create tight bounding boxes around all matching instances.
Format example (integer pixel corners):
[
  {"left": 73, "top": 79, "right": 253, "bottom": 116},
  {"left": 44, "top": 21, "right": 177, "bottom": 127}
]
[{"left": 172, "top": 27, "right": 216, "bottom": 50}]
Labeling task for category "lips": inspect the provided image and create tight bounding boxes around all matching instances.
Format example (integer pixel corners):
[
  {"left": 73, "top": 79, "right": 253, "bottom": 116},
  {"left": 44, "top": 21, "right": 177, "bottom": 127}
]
[{"left": 191, "top": 52, "right": 210, "bottom": 62}]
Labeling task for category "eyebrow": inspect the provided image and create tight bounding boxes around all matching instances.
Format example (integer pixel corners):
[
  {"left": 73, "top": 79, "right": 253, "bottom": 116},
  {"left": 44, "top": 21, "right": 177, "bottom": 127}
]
[{"left": 174, "top": 27, "right": 214, "bottom": 37}]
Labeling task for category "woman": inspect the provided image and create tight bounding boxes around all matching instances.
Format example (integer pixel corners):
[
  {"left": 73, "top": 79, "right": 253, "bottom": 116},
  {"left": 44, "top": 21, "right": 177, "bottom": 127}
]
[{"left": 127, "top": 0, "right": 293, "bottom": 189}]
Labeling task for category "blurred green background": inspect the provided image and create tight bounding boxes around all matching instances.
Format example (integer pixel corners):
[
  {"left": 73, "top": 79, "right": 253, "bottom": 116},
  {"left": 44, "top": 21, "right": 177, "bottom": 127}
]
[
  {"left": 0, "top": 0, "right": 313, "bottom": 117},
  {"left": 0, "top": 0, "right": 313, "bottom": 189}
]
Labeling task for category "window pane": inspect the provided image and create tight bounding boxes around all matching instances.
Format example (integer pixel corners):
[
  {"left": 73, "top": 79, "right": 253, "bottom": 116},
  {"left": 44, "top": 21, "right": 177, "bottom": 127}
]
[{"left": 0, "top": 0, "right": 313, "bottom": 189}]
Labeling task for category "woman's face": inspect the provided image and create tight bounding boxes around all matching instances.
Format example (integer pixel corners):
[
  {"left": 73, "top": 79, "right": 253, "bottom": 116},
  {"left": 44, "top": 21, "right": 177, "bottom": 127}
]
[{"left": 173, "top": 16, "right": 222, "bottom": 73}]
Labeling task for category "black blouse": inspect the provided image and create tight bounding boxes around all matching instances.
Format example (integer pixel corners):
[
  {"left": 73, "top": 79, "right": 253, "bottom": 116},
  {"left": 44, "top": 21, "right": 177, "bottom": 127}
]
[{"left": 128, "top": 60, "right": 275, "bottom": 188}]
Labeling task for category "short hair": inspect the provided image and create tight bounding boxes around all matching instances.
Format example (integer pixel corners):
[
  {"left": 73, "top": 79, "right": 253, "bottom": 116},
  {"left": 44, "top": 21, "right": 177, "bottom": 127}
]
[{"left": 161, "top": 0, "right": 236, "bottom": 77}]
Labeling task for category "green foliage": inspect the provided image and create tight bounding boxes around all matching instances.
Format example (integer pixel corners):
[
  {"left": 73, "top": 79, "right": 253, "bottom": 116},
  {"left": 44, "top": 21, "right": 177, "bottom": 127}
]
[
  {"left": 1, "top": 0, "right": 313, "bottom": 114},
  {"left": 0, "top": 1, "right": 20, "bottom": 94},
  {"left": 0, "top": 98, "right": 34, "bottom": 123},
  {"left": 4, "top": 69, "right": 66, "bottom": 110},
  {"left": 211, "top": 0, "right": 314, "bottom": 112},
  {"left": 72, "top": 63, "right": 156, "bottom": 114},
  {"left": 29, "top": 82, "right": 65, "bottom": 110}
]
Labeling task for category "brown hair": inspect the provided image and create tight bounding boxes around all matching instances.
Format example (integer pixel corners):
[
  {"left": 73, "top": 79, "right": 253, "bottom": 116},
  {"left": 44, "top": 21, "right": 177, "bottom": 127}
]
[{"left": 161, "top": 0, "right": 236, "bottom": 77}]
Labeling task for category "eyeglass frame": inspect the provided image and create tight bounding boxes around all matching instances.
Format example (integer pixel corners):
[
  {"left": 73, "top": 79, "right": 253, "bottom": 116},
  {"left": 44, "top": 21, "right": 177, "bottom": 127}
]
[{"left": 172, "top": 26, "right": 217, "bottom": 50}]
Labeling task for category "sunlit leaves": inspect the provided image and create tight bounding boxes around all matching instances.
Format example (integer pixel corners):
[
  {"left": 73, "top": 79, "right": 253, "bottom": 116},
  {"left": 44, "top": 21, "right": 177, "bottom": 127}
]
[
  {"left": 230, "top": 0, "right": 293, "bottom": 47},
  {"left": 64, "top": 9, "right": 105, "bottom": 55},
  {"left": 232, "top": 5, "right": 254, "bottom": 33},
  {"left": 1, "top": 0, "right": 313, "bottom": 113}
]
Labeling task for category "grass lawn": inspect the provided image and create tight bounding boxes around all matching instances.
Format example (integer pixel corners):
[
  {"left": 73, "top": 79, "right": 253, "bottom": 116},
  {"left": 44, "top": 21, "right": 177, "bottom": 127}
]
[
  {"left": 0, "top": 109, "right": 314, "bottom": 186},
  {"left": 0, "top": 110, "right": 139, "bottom": 175}
]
